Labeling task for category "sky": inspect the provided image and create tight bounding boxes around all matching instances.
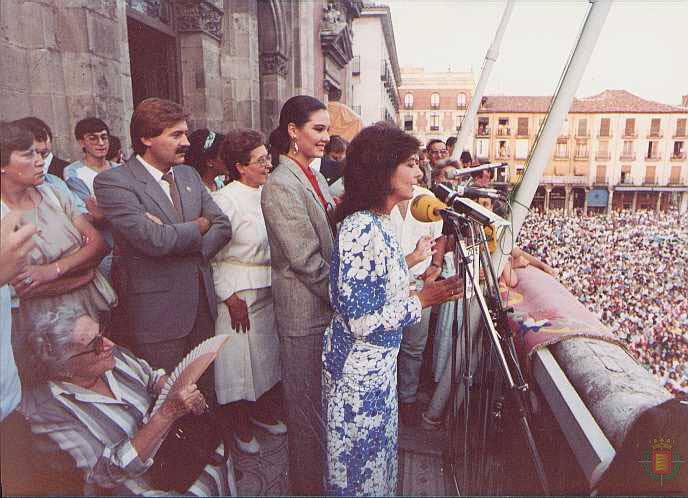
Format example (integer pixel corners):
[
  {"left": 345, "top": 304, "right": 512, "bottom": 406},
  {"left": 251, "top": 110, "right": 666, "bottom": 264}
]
[{"left": 385, "top": 0, "right": 688, "bottom": 105}]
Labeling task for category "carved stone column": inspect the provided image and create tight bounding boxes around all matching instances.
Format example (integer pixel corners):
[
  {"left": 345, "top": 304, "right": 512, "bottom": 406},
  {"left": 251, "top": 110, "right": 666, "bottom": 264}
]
[
  {"left": 631, "top": 191, "right": 638, "bottom": 211},
  {"left": 655, "top": 192, "right": 662, "bottom": 213},
  {"left": 544, "top": 186, "right": 552, "bottom": 212},
  {"left": 583, "top": 188, "right": 589, "bottom": 215},
  {"left": 175, "top": 0, "right": 225, "bottom": 130}
]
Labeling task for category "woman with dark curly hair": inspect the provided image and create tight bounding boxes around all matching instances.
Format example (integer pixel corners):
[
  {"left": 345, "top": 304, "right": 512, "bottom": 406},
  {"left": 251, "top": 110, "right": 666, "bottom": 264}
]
[
  {"left": 323, "top": 125, "right": 462, "bottom": 496},
  {"left": 185, "top": 129, "right": 227, "bottom": 191},
  {"left": 210, "top": 129, "right": 285, "bottom": 455}
]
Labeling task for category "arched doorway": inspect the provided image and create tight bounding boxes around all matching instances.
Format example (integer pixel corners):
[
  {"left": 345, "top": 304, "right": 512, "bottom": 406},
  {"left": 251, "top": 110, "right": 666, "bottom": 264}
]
[
  {"left": 572, "top": 187, "right": 586, "bottom": 213},
  {"left": 532, "top": 186, "right": 546, "bottom": 213}
]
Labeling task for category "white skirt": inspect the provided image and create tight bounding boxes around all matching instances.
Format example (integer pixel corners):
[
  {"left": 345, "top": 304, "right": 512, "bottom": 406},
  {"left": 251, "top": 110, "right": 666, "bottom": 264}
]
[{"left": 214, "top": 287, "right": 281, "bottom": 404}]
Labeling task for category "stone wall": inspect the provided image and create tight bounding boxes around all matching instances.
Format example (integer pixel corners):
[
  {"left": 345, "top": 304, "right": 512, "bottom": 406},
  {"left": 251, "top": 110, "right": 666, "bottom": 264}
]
[{"left": 0, "top": 0, "right": 133, "bottom": 160}]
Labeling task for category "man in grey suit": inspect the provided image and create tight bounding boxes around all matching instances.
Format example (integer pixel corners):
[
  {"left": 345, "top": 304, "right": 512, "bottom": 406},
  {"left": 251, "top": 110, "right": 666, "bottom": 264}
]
[{"left": 93, "top": 98, "right": 231, "bottom": 394}]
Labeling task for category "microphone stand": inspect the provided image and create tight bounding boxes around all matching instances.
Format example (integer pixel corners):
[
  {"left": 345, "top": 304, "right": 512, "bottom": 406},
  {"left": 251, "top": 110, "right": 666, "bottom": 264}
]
[{"left": 440, "top": 210, "right": 550, "bottom": 495}]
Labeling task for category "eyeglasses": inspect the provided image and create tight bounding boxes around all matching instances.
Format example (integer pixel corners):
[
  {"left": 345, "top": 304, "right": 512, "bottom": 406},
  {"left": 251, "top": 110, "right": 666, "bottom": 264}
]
[
  {"left": 84, "top": 133, "right": 109, "bottom": 144},
  {"left": 66, "top": 325, "right": 107, "bottom": 360},
  {"left": 247, "top": 155, "right": 272, "bottom": 168},
  {"left": 429, "top": 149, "right": 447, "bottom": 156}
]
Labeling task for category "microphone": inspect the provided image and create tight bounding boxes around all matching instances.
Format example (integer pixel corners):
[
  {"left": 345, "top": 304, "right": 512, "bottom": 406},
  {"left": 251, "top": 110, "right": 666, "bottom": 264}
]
[
  {"left": 440, "top": 182, "right": 504, "bottom": 200},
  {"left": 410, "top": 194, "right": 447, "bottom": 222},
  {"left": 431, "top": 184, "right": 493, "bottom": 226},
  {"left": 443, "top": 162, "right": 507, "bottom": 180}
]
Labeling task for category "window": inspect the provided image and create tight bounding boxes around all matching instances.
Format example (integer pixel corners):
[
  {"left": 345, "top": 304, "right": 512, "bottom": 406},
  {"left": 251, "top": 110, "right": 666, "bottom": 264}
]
[
  {"left": 647, "top": 140, "right": 659, "bottom": 159},
  {"left": 575, "top": 141, "right": 588, "bottom": 158},
  {"left": 624, "top": 118, "right": 636, "bottom": 136},
  {"left": 676, "top": 118, "right": 687, "bottom": 137},
  {"left": 497, "top": 118, "right": 510, "bottom": 136},
  {"left": 515, "top": 139, "right": 529, "bottom": 160},
  {"left": 430, "top": 113, "right": 440, "bottom": 131},
  {"left": 404, "top": 114, "right": 413, "bottom": 131},
  {"left": 404, "top": 93, "right": 413, "bottom": 109},
  {"left": 431, "top": 93, "right": 440, "bottom": 109},
  {"left": 599, "top": 118, "right": 610, "bottom": 137},
  {"left": 620, "top": 164, "right": 631, "bottom": 184},
  {"left": 622, "top": 140, "right": 634, "bottom": 158},
  {"left": 496, "top": 140, "right": 509, "bottom": 158},
  {"left": 457, "top": 93, "right": 467, "bottom": 108},
  {"left": 517, "top": 117, "right": 528, "bottom": 136},
  {"left": 645, "top": 165, "right": 656, "bottom": 184},
  {"left": 597, "top": 140, "right": 609, "bottom": 159},
  {"left": 673, "top": 141, "right": 685, "bottom": 158},
  {"left": 649, "top": 118, "right": 661, "bottom": 137},
  {"left": 477, "top": 117, "right": 489, "bottom": 135},
  {"left": 555, "top": 140, "right": 568, "bottom": 158},
  {"left": 475, "top": 139, "right": 489, "bottom": 159},
  {"left": 669, "top": 165, "right": 681, "bottom": 183},
  {"left": 577, "top": 119, "right": 588, "bottom": 137},
  {"left": 595, "top": 165, "right": 606, "bottom": 183},
  {"left": 560, "top": 119, "right": 569, "bottom": 136}
]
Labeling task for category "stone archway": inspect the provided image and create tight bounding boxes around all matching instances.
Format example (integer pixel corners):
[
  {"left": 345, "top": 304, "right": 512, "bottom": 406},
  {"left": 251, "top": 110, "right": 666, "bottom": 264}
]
[{"left": 258, "top": 0, "right": 291, "bottom": 133}]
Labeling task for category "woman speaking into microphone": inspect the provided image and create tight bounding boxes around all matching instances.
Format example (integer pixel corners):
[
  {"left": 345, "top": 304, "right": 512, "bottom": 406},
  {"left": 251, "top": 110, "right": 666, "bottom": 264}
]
[{"left": 323, "top": 125, "right": 462, "bottom": 495}]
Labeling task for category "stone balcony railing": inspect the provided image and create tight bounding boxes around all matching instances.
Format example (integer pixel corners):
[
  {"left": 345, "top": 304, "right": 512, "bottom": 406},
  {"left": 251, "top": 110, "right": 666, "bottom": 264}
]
[
  {"left": 595, "top": 152, "right": 611, "bottom": 160},
  {"left": 541, "top": 176, "right": 588, "bottom": 185},
  {"left": 620, "top": 153, "right": 636, "bottom": 160},
  {"left": 671, "top": 152, "right": 686, "bottom": 160}
]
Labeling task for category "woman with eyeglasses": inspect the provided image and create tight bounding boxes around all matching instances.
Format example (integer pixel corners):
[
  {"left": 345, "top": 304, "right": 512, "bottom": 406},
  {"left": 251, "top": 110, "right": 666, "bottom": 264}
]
[
  {"left": 19, "top": 305, "right": 237, "bottom": 496},
  {"left": 185, "top": 129, "right": 228, "bottom": 191},
  {"left": 210, "top": 129, "right": 285, "bottom": 455}
]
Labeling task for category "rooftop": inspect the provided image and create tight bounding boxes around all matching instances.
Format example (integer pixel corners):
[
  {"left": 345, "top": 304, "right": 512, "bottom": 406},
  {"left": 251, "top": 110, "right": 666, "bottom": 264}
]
[{"left": 478, "top": 90, "right": 688, "bottom": 114}]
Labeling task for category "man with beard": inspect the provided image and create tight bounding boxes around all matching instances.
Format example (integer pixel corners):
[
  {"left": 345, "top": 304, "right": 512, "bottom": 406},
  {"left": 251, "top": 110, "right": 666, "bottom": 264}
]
[{"left": 93, "top": 98, "right": 231, "bottom": 396}]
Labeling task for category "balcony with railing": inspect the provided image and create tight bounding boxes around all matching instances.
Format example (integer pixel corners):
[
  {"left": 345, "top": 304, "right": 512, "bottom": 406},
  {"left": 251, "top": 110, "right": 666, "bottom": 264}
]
[
  {"left": 622, "top": 130, "right": 638, "bottom": 138},
  {"left": 671, "top": 152, "right": 686, "bottom": 160},
  {"left": 673, "top": 130, "right": 687, "bottom": 138},
  {"left": 575, "top": 131, "right": 590, "bottom": 139},
  {"left": 352, "top": 105, "right": 361, "bottom": 116},
  {"left": 644, "top": 175, "right": 656, "bottom": 185},
  {"left": 668, "top": 176, "right": 683, "bottom": 185},
  {"left": 595, "top": 151, "right": 611, "bottom": 160},
  {"left": 574, "top": 153, "right": 589, "bottom": 161},
  {"left": 594, "top": 176, "right": 607, "bottom": 185},
  {"left": 646, "top": 131, "right": 662, "bottom": 139},
  {"left": 541, "top": 175, "right": 588, "bottom": 185},
  {"left": 597, "top": 132, "right": 612, "bottom": 139},
  {"left": 620, "top": 152, "right": 636, "bottom": 160},
  {"left": 645, "top": 154, "right": 661, "bottom": 161},
  {"left": 554, "top": 151, "right": 569, "bottom": 160},
  {"left": 475, "top": 126, "right": 490, "bottom": 137},
  {"left": 496, "top": 127, "right": 511, "bottom": 136}
]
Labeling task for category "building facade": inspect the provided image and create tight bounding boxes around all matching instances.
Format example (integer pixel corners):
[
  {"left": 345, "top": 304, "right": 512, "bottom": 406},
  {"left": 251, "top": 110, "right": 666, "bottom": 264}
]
[
  {"left": 474, "top": 90, "right": 688, "bottom": 214},
  {"left": 397, "top": 67, "right": 475, "bottom": 147},
  {"left": 0, "top": 0, "right": 362, "bottom": 160},
  {"left": 350, "top": 4, "right": 400, "bottom": 126}
]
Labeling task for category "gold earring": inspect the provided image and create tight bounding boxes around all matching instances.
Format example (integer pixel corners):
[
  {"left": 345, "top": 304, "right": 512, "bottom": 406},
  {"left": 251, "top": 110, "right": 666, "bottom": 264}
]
[{"left": 292, "top": 141, "right": 299, "bottom": 153}]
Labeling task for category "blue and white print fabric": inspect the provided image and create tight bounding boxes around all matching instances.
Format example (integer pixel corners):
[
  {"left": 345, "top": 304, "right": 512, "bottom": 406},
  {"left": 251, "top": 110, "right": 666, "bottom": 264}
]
[{"left": 323, "top": 210, "right": 421, "bottom": 496}]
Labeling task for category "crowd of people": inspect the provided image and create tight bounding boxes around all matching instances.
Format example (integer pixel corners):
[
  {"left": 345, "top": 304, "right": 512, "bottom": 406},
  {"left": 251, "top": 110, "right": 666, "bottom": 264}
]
[
  {"left": 1, "top": 96, "right": 465, "bottom": 496},
  {"left": 518, "top": 210, "right": 688, "bottom": 397}
]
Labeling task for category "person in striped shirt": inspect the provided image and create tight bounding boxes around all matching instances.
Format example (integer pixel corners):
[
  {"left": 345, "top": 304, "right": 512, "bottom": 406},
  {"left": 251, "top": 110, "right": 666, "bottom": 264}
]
[{"left": 20, "top": 305, "right": 237, "bottom": 496}]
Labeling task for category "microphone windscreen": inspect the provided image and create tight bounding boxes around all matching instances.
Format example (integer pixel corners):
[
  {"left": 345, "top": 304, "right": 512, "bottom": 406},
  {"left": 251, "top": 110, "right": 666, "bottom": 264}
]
[{"left": 410, "top": 194, "right": 446, "bottom": 223}]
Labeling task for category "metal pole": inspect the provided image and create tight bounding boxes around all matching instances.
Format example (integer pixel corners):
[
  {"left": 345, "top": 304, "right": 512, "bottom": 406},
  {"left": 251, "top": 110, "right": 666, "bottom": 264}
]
[
  {"left": 451, "top": 0, "right": 515, "bottom": 160},
  {"left": 493, "top": 0, "right": 612, "bottom": 276}
]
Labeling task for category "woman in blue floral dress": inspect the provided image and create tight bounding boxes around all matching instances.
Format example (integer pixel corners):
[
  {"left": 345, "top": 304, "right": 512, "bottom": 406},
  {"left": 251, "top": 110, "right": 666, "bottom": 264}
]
[{"left": 323, "top": 125, "right": 463, "bottom": 496}]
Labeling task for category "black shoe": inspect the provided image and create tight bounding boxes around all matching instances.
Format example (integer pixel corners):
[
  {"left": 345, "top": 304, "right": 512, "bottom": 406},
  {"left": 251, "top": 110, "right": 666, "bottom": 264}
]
[{"left": 399, "top": 402, "right": 421, "bottom": 427}]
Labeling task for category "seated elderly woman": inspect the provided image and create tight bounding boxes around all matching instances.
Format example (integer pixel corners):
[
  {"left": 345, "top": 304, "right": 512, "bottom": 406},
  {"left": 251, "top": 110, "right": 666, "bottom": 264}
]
[{"left": 19, "top": 305, "right": 237, "bottom": 496}]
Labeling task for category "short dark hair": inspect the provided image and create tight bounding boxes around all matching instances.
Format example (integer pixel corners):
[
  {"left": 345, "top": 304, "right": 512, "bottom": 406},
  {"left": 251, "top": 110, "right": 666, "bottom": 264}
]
[
  {"left": 325, "top": 135, "right": 348, "bottom": 156},
  {"left": 221, "top": 129, "right": 265, "bottom": 182},
  {"left": 337, "top": 125, "right": 420, "bottom": 222},
  {"left": 74, "top": 117, "right": 109, "bottom": 140},
  {"left": 130, "top": 98, "right": 189, "bottom": 155},
  {"left": 446, "top": 136, "right": 457, "bottom": 148},
  {"left": 12, "top": 116, "right": 52, "bottom": 141},
  {"left": 268, "top": 95, "right": 326, "bottom": 157},
  {"left": 106, "top": 135, "right": 122, "bottom": 161},
  {"left": 426, "top": 138, "right": 445, "bottom": 151},
  {"left": 185, "top": 129, "right": 225, "bottom": 178},
  {"left": 1, "top": 121, "right": 34, "bottom": 167}
]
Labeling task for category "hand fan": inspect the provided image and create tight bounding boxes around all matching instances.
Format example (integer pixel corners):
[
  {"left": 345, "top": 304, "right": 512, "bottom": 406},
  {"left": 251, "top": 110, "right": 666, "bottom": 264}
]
[{"left": 151, "top": 335, "right": 229, "bottom": 416}]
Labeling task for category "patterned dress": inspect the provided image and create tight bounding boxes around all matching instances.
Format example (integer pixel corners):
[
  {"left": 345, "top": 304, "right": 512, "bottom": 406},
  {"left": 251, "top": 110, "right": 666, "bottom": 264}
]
[{"left": 323, "top": 210, "right": 422, "bottom": 496}]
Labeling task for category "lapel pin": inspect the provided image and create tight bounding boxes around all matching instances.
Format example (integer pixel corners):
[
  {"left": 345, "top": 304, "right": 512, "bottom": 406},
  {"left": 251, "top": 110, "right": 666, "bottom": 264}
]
[{"left": 185, "top": 186, "right": 191, "bottom": 192}]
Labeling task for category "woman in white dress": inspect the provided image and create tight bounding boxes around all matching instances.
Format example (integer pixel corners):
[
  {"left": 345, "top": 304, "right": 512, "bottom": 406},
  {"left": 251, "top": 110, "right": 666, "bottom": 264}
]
[{"left": 211, "top": 129, "right": 285, "bottom": 454}]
